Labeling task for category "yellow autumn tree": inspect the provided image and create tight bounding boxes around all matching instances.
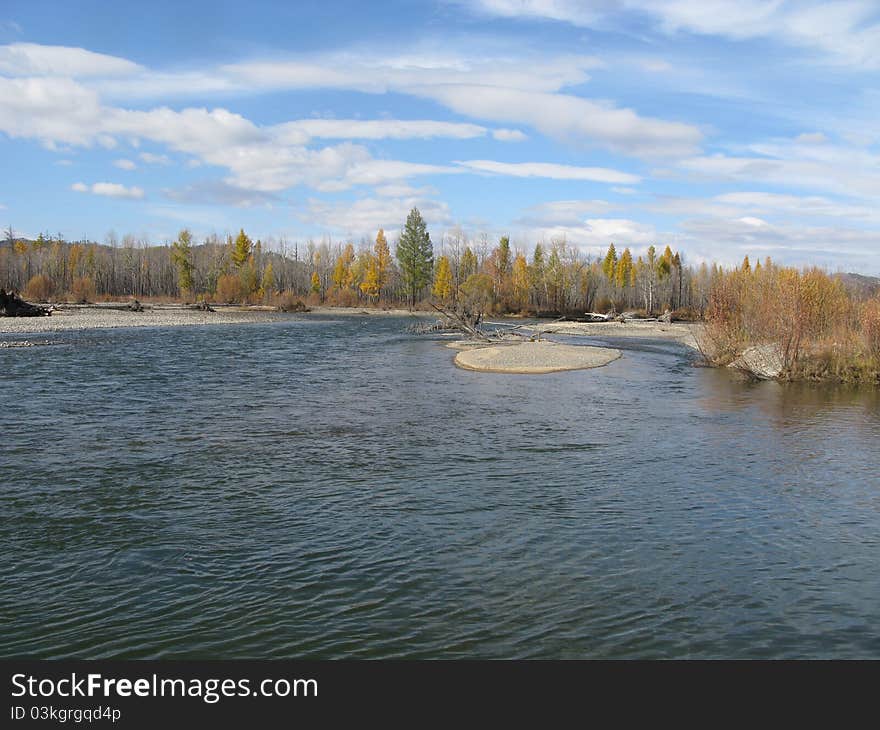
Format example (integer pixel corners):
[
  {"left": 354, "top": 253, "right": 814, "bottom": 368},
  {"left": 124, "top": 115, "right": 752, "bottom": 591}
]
[
  {"left": 432, "top": 255, "right": 453, "bottom": 301},
  {"left": 374, "top": 229, "right": 392, "bottom": 294},
  {"left": 360, "top": 256, "right": 381, "bottom": 299},
  {"left": 616, "top": 248, "right": 634, "bottom": 290},
  {"left": 332, "top": 244, "right": 355, "bottom": 291}
]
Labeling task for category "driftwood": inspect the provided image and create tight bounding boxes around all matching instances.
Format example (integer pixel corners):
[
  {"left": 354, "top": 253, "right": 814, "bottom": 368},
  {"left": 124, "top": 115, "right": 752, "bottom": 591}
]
[
  {"left": 188, "top": 301, "right": 215, "bottom": 312},
  {"left": 584, "top": 311, "right": 614, "bottom": 322},
  {"left": 0, "top": 289, "right": 52, "bottom": 317},
  {"left": 428, "top": 302, "right": 492, "bottom": 341}
]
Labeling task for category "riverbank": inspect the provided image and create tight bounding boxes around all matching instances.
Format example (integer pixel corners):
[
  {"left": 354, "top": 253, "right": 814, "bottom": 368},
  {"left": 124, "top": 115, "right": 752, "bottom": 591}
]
[
  {"left": 0, "top": 305, "right": 282, "bottom": 334},
  {"left": 520, "top": 320, "right": 701, "bottom": 349},
  {"left": 0, "top": 302, "right": 435, "bottom": 335}
]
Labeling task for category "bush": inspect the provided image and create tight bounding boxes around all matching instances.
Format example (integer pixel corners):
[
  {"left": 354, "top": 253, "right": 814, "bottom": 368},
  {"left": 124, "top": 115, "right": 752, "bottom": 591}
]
[
  {"left": 274, "top": 291, "right": 309, "bottom": 312},
  {"left": 862, "top": 298, "right": 880, "bottom": 361},
  {"left": 670, "top": 307, "right": 701, "bottom": 322},
  {"left": 25, "top": 274, "right": 54, "bottom": 301},
  {"left": 703, "top": 266, "right": 870, "bottom": 379},
  {"left": 214, "top": 274, "right": 242, "bottom": 303},
  {"left": 69, "top": 276, "right": 96, "bottom": 303}
]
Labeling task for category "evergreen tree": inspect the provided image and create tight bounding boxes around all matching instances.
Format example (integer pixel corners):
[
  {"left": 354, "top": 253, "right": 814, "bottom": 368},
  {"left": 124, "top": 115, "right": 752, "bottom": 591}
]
[
  {"left": 170, "top": 228, "right": 195, "bottom": 294},
  {"left": 460, "top": 246, "right": 478, "bottom": 281},
  {"left": 497, "top": 236, "right": 511, "bottom": 277},
  {"left": 396, "top": 208, "right": 433, "bottom": 307}
]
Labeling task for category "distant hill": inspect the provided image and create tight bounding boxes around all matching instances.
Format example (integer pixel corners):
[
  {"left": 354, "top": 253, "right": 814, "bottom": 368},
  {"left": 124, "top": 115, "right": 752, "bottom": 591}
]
[{"left": 839, "top": 272, "right": 880, "bottom": 298}]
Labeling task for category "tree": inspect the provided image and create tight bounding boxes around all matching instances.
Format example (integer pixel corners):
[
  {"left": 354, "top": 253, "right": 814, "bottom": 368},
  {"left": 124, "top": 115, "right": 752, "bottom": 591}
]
[
  {"left": 602, "top": 243, "right": 618, "bottom": 282},
  {"left": 310, "top": 270, "right": 321, "bottom": 297},
  {"left": 396, "top": 207, "right": 433, "bottom": 307},
  {"left": 374, "top": 228, "right": 392, "bottom": 296},
  {"left": 360, "top": 256, "right": 381, "bottom": 299},
  {"left": 512, "top": 253, "right": 530, "bottom": 308},
  {"left": 231, "top": 229, "right": 252, "bottom": 268},
  {"left": 658, "top": 245, "right": 674, "bottom": 279},
  {"left": 497, "top": 236, "right": 511, "bottom": 279},
  {"left": 260, "top": 261, "right": 275, "bottom": 297},
  {"left": 170, "top": 229, "right": 195, "bottom": 295},
  {"left": 616, "top": 247, "right": 634, "bottom": 290},
  {"left": 460, "top": 246, "right": 478, "bottom": 281},
  {"left": 432, "top": 255, "right": 453, "bottom": 301},
  {"left": 332, "top": 244, "right": 355, "bottom": 291}
]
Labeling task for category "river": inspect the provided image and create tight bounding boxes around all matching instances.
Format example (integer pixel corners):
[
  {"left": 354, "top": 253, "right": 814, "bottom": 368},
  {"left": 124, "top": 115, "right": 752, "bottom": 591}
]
[{"left": 2, "top": 315, "right": 879, "bottom": 658}]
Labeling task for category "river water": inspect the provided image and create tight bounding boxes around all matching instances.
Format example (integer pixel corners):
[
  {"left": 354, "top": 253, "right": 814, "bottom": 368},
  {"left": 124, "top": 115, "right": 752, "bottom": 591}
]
[{"left": 2, "top": 315, "right": 879, "bottom": 658}]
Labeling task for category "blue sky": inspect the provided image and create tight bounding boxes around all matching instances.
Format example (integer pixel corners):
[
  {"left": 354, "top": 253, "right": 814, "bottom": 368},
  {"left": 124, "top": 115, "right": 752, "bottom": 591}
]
[{"left": 2, "top": 0, "right": 880, "bottom": 271}]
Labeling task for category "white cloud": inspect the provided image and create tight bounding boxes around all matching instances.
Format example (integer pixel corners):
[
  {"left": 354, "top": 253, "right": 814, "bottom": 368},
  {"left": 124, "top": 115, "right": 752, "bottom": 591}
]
[
  {"left": 457, "top": 159, "right": 640, "bottom": 184},
  {"left": 677, "top": 148, "right": 880, "bottom": 199},
  {"left": 492, "top": 128, "right": 528, "bottom": 142},
  {"left": 466, "top": 1, "right": 880, "bottom": 68},
  {"left": 675, "top": 215, "right": 880, "bottom": 268},
  {"left": 0, "top": 42, "right": 142, "bottom": 77},
  {"left": 303, "top": 194, "right": 452, "bottom": 238},
  {"left": 139, "top": 151, "right": 172, "bottom": 165},
  {"left": 373, "top": 183, "right": 438, "bottom": 198},
  {"left": 423, "top": 84, "right": 702, "bottom": 158},
  {"left": 516, "top": 199, "right": 618, "bottom": 227},
  {"left": 219, "top": 50, "right": 601, "bottom": 96},
  {"left": 164, "top": 180, "right": 277, "bottom": 208},
  {"left": 795, "top": 132, "right": 828, "bottom": 144},
  {"left": 0, "top": 73, "right": 465, "bottom": 194},
  {"left": 275, "top": 118, "right": 489, "bottom": 142},
  {"left": 113, "top": 158, "right": 136, "bottom": 170},
  {"left": 71, "top": 181, "right": 144, "bottom": 199},
  {"left": 88, "top": 46, "right": 698, "bottom": 159},
  {"left": 518, "top": 216, "right": 658, "bottom": 255}
]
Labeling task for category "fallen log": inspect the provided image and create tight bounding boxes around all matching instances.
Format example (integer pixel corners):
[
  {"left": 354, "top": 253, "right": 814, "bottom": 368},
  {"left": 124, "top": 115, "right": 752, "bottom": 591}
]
[
  {"left": 0, "top": 289, "right": 53, "bottom": 317},
  {"left": 429, "top": 302, "right": 492, "bottom": 341}
]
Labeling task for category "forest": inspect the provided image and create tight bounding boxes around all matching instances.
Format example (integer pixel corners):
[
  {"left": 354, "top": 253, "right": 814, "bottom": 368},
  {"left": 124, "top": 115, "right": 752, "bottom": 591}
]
[{"left": 1, "top": 209, "right": 723, "bottom": 317}]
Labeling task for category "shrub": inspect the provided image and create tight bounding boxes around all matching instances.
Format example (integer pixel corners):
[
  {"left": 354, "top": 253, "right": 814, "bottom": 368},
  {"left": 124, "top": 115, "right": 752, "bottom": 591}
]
[
  {"left": 214, "top": 274, "right": 242, "bottom": 303},
  {"left": 69, "top": 276, "right": 96, "bottom": 303},
  {"left": 703, "top": 266, "right": 873, "bottom": 380},
  {"left": 862, "top": 298, "right": 880, "bottom": 361},
  {"left": 25, "top": 274, "right": 54, "bottom": 301},
  {"left": 274, "top": 291, "right": 309, "bottom": 312}
]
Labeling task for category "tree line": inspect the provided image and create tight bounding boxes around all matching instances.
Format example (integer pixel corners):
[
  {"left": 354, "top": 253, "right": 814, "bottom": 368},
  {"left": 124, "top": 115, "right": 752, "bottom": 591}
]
[
  {"left": 2, "top": 210, "right": 877, "bottom": 326},
  {"left": 2, "top": 210, "right": 721, "bottom": 316}
]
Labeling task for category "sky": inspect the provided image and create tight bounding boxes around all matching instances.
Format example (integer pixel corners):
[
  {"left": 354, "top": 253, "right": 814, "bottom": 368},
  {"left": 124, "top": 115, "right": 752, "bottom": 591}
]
[{"left": 2, "top": 0, "right": 880, "bottom": 272}]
